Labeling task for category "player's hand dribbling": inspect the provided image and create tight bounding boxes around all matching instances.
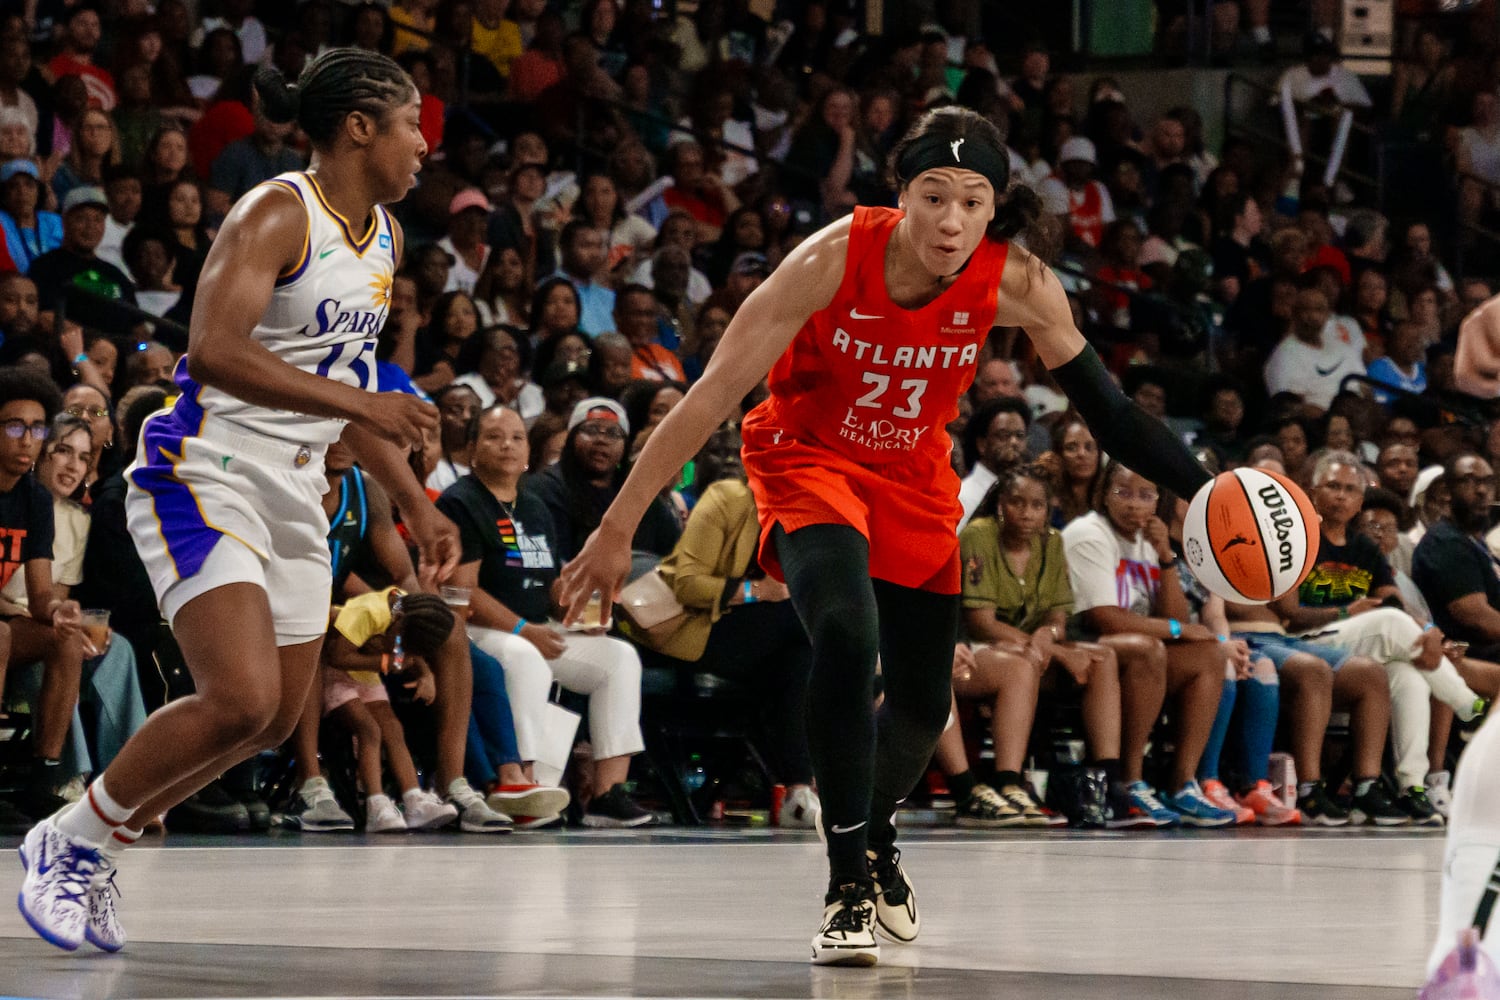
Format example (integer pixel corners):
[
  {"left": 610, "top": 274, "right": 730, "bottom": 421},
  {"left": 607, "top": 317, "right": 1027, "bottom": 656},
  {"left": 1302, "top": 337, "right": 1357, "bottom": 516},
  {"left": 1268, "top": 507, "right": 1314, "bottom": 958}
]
[
  {"left": 558, "top": 524, "right": 632, "bottom": 628},
  {"left": 365, "top": 392, "right": 439, "bottom": 449}
]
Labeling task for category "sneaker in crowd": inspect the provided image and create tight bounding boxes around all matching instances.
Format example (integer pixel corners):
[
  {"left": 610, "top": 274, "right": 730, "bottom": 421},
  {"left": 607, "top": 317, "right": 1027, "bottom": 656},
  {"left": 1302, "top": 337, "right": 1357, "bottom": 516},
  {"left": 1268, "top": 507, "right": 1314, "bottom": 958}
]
[
  {"left": 1350, "top": 778, "right": 1412, "bottom": 827},
  {"left": 487, "top": 783, "right": 570, "bottom": 822},
  {"left": 292, "top": 777, "right": 355, "bottom": 833},
  {"left": 995, "top": 783, "right": 1050, "bottom": 828},
  {"left": 778, "top": 785, "right": 820, "bottom": 828},
  {"left": 510, "top": 813, "right": 565, "bottom": 830},
  {"left": 867, "top": 848, "right": 919, "bottom": 943},
  {"left": 1399, "top": 786, "right": 1446, "bottom": 828},
  {"left": 1201, "top": 779, "right": 1255, "bottom": 825},
  {"left": 811, "top": 881, "right": 879, "bottom": 967},
  {"left": 1123, "top": 781, "right": 1179, "bottom": 828},
  {"left": 84, "top": 863, "right": 126, "bottom": 953},
  {"left": 1238, "top": 781, "right": 1301, "bottom": 826},
  {"left": 365, "top": 794, "right": 407, "bottom": 833},
  {"left": 1426, "top": 771, "right": 1454, "bottom": 819},
  {"left": 166, "top": 781, "right": 250, "bottom": 833},
  {"left": 402, "top": 789, "right": 459, "bottom": 830},
  {"left": 232, "top": 789, "right": 271, "bottom": 832},
  {"left": 1050, "top": 768, "right": 1107, "bottom": 828},
  {"left": 16, "top": 818, "right": 100, "bottom": 950},
  {"left": 446, "top": 779, "right": 512, "bottom": 833},
  {"left": 581, "top": 783, "right": 656, "bottom": 828},
  {"left": 56, "top": 776, "right": 86, "bottom": 804},
  {"left": 955, "top": 783, "right": 1021, "bottom": 828},
  {"left": 1163, "top": 780, "right": 1238, "bottom": 828},
  {"left": 1296, "top": 779, "right": 1350, "bottom": 827},
  {"left": 1420, "top": 927, "right": 1500, "bottom": 1000}
]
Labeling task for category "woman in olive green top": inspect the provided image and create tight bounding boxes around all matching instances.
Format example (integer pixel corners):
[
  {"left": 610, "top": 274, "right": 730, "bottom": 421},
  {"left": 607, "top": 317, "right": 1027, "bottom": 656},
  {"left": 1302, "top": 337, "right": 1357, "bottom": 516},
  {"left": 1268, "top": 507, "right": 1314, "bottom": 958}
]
[{"left": 954, "top": 465, "right": 1126, "bottom": 826}]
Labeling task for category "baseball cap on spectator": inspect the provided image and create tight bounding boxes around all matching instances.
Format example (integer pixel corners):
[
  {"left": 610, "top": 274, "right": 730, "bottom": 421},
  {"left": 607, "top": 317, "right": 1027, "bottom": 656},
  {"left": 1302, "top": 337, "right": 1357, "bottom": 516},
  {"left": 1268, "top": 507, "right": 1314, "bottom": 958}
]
[
  {"left": 62, "top": 186, "right": 108, "bottom": 214},
  {"left": 449, "top": 188, "right": 492, "bottom": 215},
  {"left": 568, "top": 397, "right": 630, "bottom": 435},
  {"left": 541, "top": 359, "right": 590, "bottom": 389},
  {"left": 0, "top": 159, "right": 38, "bottom": 183},
  {"left": 731, "top": 252, "right": 771, "bottom": 277},
  {"left": 1058, "top": 138, "right": 1097, "bottom": 166}
]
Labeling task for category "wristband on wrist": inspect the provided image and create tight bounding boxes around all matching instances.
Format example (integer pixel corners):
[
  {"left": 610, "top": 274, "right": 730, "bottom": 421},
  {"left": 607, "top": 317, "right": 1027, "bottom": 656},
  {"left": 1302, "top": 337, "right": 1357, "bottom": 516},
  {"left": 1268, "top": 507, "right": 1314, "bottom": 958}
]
[
  {"left": 1160, "top": 557, "right": 1179, "bottom": 571},
  {"left": 1216, "top": 634, "right": 1228, "bottom": 643},
  {"left": 1168, "top": 618, "right": 1183, "bottom": 640},
  {"left": 72, "top": 352, "right": 89, "bottom": 365},
  {"left": 743, "top": 580, "right": 757, "bottom": 603},
  {"left": 511, "top": 618, "right": 528, "bottom": 635}
]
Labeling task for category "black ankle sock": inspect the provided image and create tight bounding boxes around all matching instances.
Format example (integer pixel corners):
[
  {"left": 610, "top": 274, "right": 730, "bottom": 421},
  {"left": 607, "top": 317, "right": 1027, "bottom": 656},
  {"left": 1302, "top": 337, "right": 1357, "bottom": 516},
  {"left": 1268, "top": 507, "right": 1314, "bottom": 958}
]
[
  {"left": 1093, "top": 758, "right": 1122, "bottom": 786},
  {"left": 993, "top": 769, "right": 1024, "bottom": 790},
  {"left": 948, "top": 770, "right": 977, "bottom": 802}
]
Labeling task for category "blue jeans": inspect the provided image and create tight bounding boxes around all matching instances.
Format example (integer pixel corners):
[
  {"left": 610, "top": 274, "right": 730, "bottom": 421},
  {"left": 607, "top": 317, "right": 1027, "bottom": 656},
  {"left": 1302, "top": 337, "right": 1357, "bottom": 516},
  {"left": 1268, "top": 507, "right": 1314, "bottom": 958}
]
[{"left": 466, "top": 641, "right": 521, "bottom": 787}]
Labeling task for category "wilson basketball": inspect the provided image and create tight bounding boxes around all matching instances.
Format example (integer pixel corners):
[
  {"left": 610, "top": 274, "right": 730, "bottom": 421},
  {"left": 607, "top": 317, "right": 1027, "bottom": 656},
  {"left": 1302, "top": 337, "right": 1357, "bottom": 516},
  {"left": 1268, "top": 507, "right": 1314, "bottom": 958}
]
[{"left": 1182, "top": 468, "right": 1320, "bottom": 604}]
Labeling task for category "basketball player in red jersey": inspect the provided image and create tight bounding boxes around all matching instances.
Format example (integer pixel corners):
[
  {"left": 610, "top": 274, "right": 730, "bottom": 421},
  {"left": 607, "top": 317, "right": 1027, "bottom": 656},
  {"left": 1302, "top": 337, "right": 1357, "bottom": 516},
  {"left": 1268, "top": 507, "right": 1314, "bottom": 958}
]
[
  {"left": 1418, "top": 301, "right": 1500, "bottom": 995},
  {"left": 560, "top": 107, "right": 1212, "bottom": 966}
]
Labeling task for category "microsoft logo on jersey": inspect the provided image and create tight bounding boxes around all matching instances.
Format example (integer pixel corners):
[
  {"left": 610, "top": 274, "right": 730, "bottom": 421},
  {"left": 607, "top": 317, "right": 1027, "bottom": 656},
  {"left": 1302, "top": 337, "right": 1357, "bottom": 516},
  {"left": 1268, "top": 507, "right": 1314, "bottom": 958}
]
[
  {"left": 952, "top": 312, "right": 969, "bottom": 325},
  {"left": 379, "top": 234, "right": 392, "bottom": 249}
]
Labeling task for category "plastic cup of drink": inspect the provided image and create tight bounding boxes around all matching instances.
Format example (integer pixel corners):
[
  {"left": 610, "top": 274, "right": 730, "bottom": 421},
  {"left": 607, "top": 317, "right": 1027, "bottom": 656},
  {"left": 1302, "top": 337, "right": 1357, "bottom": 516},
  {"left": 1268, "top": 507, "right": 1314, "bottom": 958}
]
[
  {"left": 440, "top": 586, "right": 471, "bottom": 608},
  {"left": 569, "top": 590, "right": 612, "bottom": 631},
  {"left": 80, "top": 609, "right": 110, "bottom": 652}
]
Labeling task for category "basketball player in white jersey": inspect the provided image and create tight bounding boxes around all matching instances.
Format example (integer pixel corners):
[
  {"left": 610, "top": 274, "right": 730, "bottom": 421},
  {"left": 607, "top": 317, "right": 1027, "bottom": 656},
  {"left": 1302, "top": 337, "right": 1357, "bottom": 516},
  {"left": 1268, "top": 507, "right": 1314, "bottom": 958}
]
[
  {"left": 1419, "top": 299, "right": 1500, "bottom": 996},
  {"left": 16, "top": 50, "right": 459, "bottom": 953}
]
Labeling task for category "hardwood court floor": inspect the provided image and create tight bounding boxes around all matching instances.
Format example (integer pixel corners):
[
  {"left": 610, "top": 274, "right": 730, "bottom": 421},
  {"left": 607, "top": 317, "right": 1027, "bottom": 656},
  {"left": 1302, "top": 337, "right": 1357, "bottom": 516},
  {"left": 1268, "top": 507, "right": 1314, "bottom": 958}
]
[{"left": 0, "top": 826, "right": 1446, "bottom": 999}]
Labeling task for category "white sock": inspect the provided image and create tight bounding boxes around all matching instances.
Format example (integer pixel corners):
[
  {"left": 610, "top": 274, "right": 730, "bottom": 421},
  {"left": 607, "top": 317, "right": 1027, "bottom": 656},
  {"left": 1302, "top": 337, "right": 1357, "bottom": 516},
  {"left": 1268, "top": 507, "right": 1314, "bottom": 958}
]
[
  {"left": 100, "top": 826, "right": 142, "bottom": 864},
  {"left": 1252, "top": 26, "right": 1271, "bottom": 44},
  {"left": 54, "top": 779, "right": 131, "bottom": 847}
]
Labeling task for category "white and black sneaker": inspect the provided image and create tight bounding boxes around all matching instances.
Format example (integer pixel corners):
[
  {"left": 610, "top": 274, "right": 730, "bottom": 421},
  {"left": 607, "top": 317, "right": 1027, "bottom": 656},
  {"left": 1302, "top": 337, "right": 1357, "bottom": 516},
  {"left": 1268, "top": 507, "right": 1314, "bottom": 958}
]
[
  {"left": 811, "top": 881, "right": 879, "bottom": 966},
  {"left": 84, "top": 862, "right": 126, "bottom": 952},
  {"left": 867, "top": 848, "right": 919, "bottom": 943},
  {"left": 582, "top": 784, "right": 656, "bottom": 828}
]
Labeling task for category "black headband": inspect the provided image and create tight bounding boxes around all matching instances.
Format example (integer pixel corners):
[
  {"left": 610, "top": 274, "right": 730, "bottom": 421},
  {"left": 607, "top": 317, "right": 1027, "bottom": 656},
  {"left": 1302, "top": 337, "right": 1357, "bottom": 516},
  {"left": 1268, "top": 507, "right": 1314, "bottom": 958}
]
[{"left": 896, "top": 133, "right": 1009, "bottom": 196}]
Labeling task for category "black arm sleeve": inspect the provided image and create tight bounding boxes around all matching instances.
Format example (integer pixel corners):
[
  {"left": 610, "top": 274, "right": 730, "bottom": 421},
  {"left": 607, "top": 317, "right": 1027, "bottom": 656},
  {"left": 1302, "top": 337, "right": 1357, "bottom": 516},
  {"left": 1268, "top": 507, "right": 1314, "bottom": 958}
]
[{"left": 1048, "top": 344, "right": 1213, "bottom": 499}]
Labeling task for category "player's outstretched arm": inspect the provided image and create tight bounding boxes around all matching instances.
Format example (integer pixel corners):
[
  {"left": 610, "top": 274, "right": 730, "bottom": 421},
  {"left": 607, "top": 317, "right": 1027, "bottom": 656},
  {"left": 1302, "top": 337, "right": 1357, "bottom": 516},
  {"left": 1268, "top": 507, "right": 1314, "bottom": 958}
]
[
  {"left": 555, "top": 216, "right": 853, "bottom": 625},
  {"left": 995, "top": 250, "right": 1211, "bottom": 499},
  {"left": 1456, "top": 294, "right": 1500, "bottom": 398}
]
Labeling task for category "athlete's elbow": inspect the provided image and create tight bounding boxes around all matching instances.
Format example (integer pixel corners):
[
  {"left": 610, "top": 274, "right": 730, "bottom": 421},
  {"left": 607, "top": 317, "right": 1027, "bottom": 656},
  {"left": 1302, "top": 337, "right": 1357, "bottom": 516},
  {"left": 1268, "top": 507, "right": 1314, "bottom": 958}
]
[{"left": 185, "top": 351, "right": 224, "bottom": 386}]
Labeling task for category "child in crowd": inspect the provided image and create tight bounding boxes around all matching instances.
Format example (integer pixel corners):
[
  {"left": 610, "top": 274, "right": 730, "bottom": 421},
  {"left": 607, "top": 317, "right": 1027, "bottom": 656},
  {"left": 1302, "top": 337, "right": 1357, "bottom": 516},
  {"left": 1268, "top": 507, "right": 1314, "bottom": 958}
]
[{"left": 323, "top": 589, "right": 461, "bottom": 832}]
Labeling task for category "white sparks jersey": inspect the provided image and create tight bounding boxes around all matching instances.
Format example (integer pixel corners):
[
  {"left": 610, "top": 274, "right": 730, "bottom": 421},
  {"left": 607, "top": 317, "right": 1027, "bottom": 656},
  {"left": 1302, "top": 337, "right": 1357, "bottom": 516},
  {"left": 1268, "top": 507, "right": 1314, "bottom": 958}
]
[{"left": 175, "top": 170, "right": 397, "bottom": 447}]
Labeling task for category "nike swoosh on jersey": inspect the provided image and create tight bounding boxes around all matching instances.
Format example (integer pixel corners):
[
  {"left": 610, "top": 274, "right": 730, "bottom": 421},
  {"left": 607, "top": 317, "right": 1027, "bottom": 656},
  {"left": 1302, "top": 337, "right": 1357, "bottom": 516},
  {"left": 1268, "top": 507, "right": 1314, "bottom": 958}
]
[
  {"left": 1315, "top": 362, "right": 1343, "bottom": 376},
  {"left": 849, "top": 309, "right": 884, "bottom": 320},
  {"left": 319, "top": 248, "right": 339, "bottom": 259}
]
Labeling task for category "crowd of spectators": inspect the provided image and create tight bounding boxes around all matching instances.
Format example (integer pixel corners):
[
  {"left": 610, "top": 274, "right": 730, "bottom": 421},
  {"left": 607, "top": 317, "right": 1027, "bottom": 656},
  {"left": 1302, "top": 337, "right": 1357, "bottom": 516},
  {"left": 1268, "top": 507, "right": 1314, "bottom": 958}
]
[{"left": 4, "top": 0, "right": 1500, "bottom": 835}]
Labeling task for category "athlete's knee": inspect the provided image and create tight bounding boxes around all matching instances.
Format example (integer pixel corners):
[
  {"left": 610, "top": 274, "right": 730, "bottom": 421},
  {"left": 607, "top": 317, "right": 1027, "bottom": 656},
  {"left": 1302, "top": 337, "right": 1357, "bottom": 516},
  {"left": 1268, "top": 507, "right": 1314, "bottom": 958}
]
[{"left": 806, "top": 607, "right": 879, "bottom": 671}]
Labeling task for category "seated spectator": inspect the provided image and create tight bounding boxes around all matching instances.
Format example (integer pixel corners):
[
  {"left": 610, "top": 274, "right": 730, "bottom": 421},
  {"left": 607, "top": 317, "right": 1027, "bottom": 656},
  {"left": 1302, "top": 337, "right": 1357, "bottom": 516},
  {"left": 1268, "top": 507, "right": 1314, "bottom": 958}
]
[
  {"left": 1368, "top": 321, "right": 1427, "bottom": 402},
  {"left": 574, "top": 170, "right": 655, "bottom": 275},
  {"left": 0, "top": 271, "right": 40, "bottom": 366},
  {"left": 958, "top": 465, "right": 1140, "bottom": 827},
  {"left": 1458, "top": 90, "right": 1500, "bottom": 234},
  {"left": 29, "top": 187, "right": 137, "bottom": 329},
  {"left": 616, "top": 284, "right": 684, "bottom": 383},
  {"left": 321, "top": 590, "right": 462, "bottom": 833},
  {"left": 1192, "top": 377, "right": 1249, "bottom": 465},
  {"left": 957, "top": 397, "right": 1030, "bottom": 532},
  {"left": 49, "top": 6, "right": 116, "bottom": 111},
  {"left": 439, "top": 405, "right": 655, "bottom": 827},
  {"left": 5, "top": 412, "right": 145, "bottom": 790},
  {"left": 1348, "top": 268, "right": 1393, "bottom": 358},
  {"left": 552, "top": 221, "right": 616, "bottom": 338},
  {"left": 451, "top": 324, "right": 543, "bottom": 421},
  {"left": 1359, "top": 486, "right": 1427, "bottom": 617},
  {"left": 507, "top": 10, "right": 565, "bottom": 103},
  {"left": 121, "top": 226, "right": 182, "bottom": 319},
  {"left": 141, "top": 125, "right": 192, "bottom": 197},
  {"left": 1209, "top": 191, "right": 1266, "bottom": 307},
  {"left": 586, "top": 332, "right": 633, "bottom": 401},
  {"left": 1063, "top": 460, "right": 1235, "bottom": 827},
  {"left": 207, "top": 105, "right": 301, "bottom": 208},
  {"left": 1272, "top": 415, "right": 1314, "bottom": 483},
  {"left": 661, "top": 140, "right": 737, "bottom": 245},
  {"left": 680, "top": 300, "right": 729, "bottom": 383},
  {"left": 473, "top": 245, "right": 531, "bottom": 328},
  {"left": 469, "top": 0, "right": 523, "bottom": 79},
  {"left": 194, "top": 0, "right": 267, "bottom": 64},
  {"left": 0, "top": 369, "right": 88, "bottom": 820},
  {"left": 1276, "top": 33, "right": 1371, "bottom": 189},
  {"left": 0, "top": 159, "right": 61, "bottom": 274},
  {"left": 97, "top": 166, "right": 142, "bottom": 277},
  {"left": 1047, "top": 416, "right": 1102, "bottom": 527},
  {"left": 413, "top": 290, "right": 481, "bottom": 393},
  {"left": 439, "top": 189, "right": 492, "bottom": 296},
  {"left": 1413, "top": 455, "right": 1500, "bottom": 664},
  {"left": 527, "top": 276, "right": 584, "bottom": 347},
  {"left": 527, "top": 397, "right": 680, "bottom": 562},
  {"left": 621, "top": 379, "right": 685, "bottom": 460},
  {"left": 1040, "top": 137, "right": 1114, "bottom": 253},
  {"left": 147, "top": 178, "right": 210, "bottom": 295},
  {"left": 633, "top": 466, "right": 818, "bottom": 827},
  {"left": 1270, "top": 450, "right": 1484, "bottom": 825},
  {"left": 630, "top": 240, "right": 712, "bottom": 309},
  {"left": 60, "top": 382, "right": 114, "bottom": 485},
  {"left": 426, "top": 384, "right": 481, "bottom": 492},
  {"left": 527, "top": 411, "right": 567, "bottom": 473},
  {"left": 1264, "top": 286, "right": 1364, "bottom": 414},
  {"left": 53, "top": 108, "right": 117, "bottom": 206}
]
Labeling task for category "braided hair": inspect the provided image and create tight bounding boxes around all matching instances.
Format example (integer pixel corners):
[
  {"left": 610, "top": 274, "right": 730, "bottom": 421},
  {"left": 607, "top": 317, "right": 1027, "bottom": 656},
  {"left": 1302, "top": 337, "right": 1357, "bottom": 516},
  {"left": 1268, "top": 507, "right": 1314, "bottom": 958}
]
[
  {"left": 394, "top": 593, "right": 455, "bottom": 658},
  {"left": 254, "top": 48, "right": 415, "bottom": 149}
]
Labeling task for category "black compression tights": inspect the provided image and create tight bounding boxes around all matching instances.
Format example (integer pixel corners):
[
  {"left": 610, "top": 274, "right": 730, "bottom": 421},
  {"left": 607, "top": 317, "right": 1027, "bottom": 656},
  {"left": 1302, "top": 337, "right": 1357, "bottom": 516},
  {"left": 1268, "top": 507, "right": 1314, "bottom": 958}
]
[{"left": 771, "top": 522, "right": 959, "bottom": 889}]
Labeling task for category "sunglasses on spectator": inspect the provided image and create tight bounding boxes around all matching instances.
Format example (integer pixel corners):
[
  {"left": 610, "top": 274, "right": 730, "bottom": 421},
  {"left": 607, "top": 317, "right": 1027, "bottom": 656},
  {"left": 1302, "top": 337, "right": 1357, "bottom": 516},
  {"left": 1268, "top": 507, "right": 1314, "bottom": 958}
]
[
  {"left": 65, "top": 404, "right": 109, "bottom": 419},
  {"left": 1, "top": 419, "right": 49, "bottom": 441}
]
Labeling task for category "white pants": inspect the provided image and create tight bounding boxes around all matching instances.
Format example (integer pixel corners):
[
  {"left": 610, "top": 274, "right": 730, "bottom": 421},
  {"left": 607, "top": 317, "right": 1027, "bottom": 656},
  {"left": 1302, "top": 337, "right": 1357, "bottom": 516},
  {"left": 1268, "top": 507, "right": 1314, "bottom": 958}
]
[
  {"left": 470, "top": 624, "right": 645, "bottom": 761},
  {"left": 1428, "top": 713, "right": 1500, "bottom": 975},
  {"left": 1300, "top": 609, "right": 1480, "bottom": 789}
]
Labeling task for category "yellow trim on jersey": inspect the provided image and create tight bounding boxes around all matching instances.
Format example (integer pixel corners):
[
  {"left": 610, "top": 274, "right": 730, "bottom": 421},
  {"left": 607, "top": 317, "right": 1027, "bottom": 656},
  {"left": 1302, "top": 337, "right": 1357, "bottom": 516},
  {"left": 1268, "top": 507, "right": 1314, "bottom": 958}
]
[
  {"left": 264, "top": 178, "right": 311, "bottom": 281},
  {"left": 303, "top": 172, "right": 380, "bottom": 256}
]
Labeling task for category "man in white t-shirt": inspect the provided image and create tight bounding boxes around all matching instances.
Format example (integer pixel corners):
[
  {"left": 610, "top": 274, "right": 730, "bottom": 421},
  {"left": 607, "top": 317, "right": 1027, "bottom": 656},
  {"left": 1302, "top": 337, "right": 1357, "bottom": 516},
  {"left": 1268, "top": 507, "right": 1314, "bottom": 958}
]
[
  {"left": 957, "top": 397, "right": 1030, "bottom": 532},
  {"left": 1276, "top": 34, "right": 1371, "bottom": 188},
  {"left": 1039, "top": 137, "right": 1115, "bottom": 252},
  {"left": 1264, "top": 287, "right": 1365, "bottom": 412}
]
